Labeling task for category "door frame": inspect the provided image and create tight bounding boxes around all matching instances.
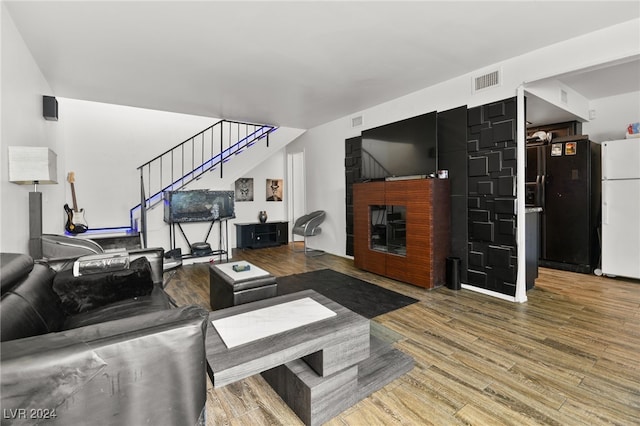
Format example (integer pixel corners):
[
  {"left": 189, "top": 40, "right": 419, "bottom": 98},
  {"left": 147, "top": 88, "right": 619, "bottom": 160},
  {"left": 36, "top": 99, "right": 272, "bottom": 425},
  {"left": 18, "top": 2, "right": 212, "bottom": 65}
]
[{"left": 287, "top": 151, "right": 306, "bottom": 242}]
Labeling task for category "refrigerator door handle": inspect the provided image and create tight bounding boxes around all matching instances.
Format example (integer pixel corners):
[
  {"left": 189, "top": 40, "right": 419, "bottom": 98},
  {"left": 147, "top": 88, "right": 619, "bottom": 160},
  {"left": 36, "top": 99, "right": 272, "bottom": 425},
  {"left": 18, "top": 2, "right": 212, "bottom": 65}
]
[
  {"left": 535, "top": 174, "right": 542, "bottom": 206},
  {"left": 602, "top": 182, "right": 608, "bottom": 225}
]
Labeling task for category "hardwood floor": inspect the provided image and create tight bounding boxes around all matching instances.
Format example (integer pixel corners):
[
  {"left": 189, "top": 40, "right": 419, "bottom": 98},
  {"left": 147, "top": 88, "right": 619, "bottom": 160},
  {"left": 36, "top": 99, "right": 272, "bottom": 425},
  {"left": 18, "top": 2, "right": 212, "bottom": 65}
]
[{"left": 165, "top": 243, "right": 640, "bottom": 425}]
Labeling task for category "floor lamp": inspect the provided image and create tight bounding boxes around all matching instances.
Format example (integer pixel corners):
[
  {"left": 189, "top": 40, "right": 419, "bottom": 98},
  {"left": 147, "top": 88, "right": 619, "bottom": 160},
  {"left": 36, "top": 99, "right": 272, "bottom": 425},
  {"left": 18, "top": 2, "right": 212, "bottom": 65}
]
[{"left": 8, "top": 146, "right": 58, "bottom": 259}]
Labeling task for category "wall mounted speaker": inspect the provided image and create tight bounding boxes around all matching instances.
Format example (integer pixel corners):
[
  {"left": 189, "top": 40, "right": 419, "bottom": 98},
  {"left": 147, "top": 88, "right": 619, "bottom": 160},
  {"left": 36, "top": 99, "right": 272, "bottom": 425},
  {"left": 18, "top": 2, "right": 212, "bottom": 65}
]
[{"left": 43, "top": 95, "right": 58, "bottom": 121}]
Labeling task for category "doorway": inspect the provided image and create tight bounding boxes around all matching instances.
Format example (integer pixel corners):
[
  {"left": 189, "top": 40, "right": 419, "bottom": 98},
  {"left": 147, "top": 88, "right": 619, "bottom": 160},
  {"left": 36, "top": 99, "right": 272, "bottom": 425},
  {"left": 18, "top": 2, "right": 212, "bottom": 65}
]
[{"left": 287, "top": 151, "right": 306, "bottom": 242}]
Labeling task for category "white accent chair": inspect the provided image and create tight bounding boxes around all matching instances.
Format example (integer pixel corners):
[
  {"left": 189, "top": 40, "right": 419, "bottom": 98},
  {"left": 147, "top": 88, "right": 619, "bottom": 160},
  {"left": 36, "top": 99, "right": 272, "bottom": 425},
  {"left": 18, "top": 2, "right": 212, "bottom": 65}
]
[{"left": 292, "top": 211, "right": 326, "bottom": 256}]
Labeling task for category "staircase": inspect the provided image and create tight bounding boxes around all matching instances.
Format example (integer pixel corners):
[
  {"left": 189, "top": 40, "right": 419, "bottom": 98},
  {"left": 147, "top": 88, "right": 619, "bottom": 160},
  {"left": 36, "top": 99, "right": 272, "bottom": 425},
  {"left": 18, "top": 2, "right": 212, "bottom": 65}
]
[{"left": 131, "top": 119, "right": 278, "bottom": 244}]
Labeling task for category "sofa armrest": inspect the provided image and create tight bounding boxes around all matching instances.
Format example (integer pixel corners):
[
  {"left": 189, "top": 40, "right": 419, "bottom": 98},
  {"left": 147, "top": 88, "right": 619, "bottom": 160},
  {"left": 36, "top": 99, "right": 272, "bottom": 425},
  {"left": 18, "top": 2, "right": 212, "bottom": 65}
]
[
  {"left": 44, "top": 247, "right": 165, "bottom": 286},
  {"left": 1, "top": 305, "right": 208, "bottom": 426},
  {"left": 128, "top": 247, "right": 164, "bottom": 286}
]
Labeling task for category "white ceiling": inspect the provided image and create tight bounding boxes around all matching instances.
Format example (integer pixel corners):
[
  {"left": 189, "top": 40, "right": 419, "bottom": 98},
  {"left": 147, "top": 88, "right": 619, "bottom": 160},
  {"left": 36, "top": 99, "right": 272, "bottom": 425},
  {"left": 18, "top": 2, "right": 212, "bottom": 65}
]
[
  {"left": 5, "top": 1, "right": 640, "bottom": 129},
  {"left": 526, "top": 57, "right": 640, "bottom": 126}
]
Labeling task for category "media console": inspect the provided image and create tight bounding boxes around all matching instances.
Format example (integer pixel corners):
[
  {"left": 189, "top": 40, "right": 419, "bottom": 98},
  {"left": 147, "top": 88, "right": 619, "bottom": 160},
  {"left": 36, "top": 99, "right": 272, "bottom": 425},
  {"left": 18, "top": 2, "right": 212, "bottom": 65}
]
[
  {"left": 235, "top": 221, "right": 288, "bottom": 249},
  {"left": 353, "top": 178, "right": 450, "bottom": 289}
]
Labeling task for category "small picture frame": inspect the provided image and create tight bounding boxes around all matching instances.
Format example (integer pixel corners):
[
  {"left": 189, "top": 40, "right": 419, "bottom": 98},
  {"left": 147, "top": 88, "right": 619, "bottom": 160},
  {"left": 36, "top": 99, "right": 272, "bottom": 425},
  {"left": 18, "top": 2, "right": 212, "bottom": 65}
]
[
  {"left": 235, "top": 178, "right": 254, "bottom": 202},
  {"left": 551, "top": 143, "right": 563, "bottom": 156},
  {"left": 565, "top": 142, "right": 577, "bottom": 156},
  {"left": 266, "top": 178, "right": 283, "bottom": 202}
]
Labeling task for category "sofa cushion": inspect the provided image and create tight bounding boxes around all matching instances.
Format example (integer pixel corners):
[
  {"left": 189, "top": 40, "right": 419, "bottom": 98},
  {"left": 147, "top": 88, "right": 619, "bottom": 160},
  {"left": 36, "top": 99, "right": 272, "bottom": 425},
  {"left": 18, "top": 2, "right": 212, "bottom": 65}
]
[
  {"left": 53, "top": 257, "right": 154, "bottom": 315},
  {"left": 0, "top": 253, "right": 34, "bottom": 293},
  {"left": 63, "top": 285, "right": 173, "bottom": 330},
  {"left": 0, "top": 263, "right": 65, "bottom": 342}
]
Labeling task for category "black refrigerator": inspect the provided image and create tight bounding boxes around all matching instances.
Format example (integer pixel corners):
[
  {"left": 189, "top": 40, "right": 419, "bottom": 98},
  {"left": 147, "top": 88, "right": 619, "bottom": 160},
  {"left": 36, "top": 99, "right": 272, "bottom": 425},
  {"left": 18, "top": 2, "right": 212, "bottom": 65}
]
[{"left": 526, "top": 135, "right": 601, "bottom": 273}]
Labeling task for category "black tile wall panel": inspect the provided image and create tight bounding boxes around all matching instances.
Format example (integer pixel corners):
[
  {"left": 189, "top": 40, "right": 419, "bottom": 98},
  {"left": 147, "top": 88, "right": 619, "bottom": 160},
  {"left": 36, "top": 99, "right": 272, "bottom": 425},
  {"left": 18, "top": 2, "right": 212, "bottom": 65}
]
[
  {"left": 472, "top": 222, "right": 494, "bottom": 242},
  {"left": 493, "top": 120, "right": 515, "bottom": 143},
  {"left": 499, "top": 281, "right": 516, "bottom": 295},
  {"left": 467, "top": 98, "right": 518, "bottom": 297},
  {"left": 468, "top": 106, "right": 482, "bottom": 126},
  {"left": 498, "top": 218, "right": 515, "bottom": 236},
  {"left": 345, "top": 141, "right": 354, "bottom": 155},
  {"left": 487, "top": 152, "right": 502, "bottom": 172},
  {"left": 467, "top": 269, "right": 488, "bottom": 287},
  {"left": 478, "top": 181, "right": 494, "bottom": 195},
  {"left": 503, "top": 147, "right": 517, "bottom": 161},
  {"left": 495, "top": 198, "right": 516, "bottom": 215},
  {"left": 484, "top": 199, "right": 495, "bottom": 213},
  {"left": 469, "top": 251, "right": 484, "bottom": 267},
  {"left": 486, "top": 102, "right": 506, "bottom": 118},
  {"left": 480, "top": 127, "right": 495, "bottom": 149},
  {"left": 498, "top": 176, "right": 515, "bottom": 196},
  {"left": 494, "top": 222, "right": 517, "bottom": 247},
  {"left": 469, "top": 157, "right": 488, "bottom": 176},
  {"left": 469, "top": 209, "right": 490, "bottom": 223},
  {"left": 468, "top": 196, "right": 480, "bottom": 209},
  {"left": 451, "top": 195, "right": 469, "bottom": 282},
  {"left": 345, "top": 136, "right": 362, "bottom": 256},
  {"left": 493, "top": 265, "right": 516, "bottom": 282},
  {"left": 488, "top": 245, "right": 512, "bottom": 268}
]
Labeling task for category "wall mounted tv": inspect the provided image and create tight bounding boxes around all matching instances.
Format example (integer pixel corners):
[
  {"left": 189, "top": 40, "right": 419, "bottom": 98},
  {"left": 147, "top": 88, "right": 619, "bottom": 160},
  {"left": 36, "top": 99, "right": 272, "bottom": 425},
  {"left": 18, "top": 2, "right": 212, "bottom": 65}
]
[{"left": 361, "top": 111, "right": 437, "bottom": 180}]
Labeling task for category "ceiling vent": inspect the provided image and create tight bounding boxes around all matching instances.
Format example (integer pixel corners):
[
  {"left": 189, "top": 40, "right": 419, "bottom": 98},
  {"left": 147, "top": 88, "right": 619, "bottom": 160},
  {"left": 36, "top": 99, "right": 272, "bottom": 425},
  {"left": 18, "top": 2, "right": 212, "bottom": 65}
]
[{"left": 473, "top": 69, "right": 501, "bottom": 93}]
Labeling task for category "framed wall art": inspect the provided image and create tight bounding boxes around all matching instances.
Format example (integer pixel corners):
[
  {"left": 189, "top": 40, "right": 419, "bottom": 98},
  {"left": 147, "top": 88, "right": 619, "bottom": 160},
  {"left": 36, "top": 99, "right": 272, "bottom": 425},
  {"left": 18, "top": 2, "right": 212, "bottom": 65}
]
[
  {"left": 266, "top": 178, "right": 283, "bottom": 202},
  {"left": 235, "top": 178, "right": 254, "bottom": 202}
]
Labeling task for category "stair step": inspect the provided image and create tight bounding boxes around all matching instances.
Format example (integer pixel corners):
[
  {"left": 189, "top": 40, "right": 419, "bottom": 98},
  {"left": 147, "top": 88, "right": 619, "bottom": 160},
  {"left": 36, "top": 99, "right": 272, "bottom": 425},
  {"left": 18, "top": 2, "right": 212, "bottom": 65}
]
[{"left": 84, "top": 232, "right": 142, "bottom": 251}]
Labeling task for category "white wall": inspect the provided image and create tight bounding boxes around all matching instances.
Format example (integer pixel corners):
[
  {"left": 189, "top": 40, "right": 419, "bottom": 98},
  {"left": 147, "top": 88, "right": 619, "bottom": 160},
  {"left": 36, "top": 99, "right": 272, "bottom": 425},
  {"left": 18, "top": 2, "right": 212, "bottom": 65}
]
[
  {"left": 583, "top": 91, "right": 640, "bottom": 142},
  {"left": 58, "top": 99, "right": 217, "bottom": 228},
  {"left": 1, "top": 4, "right": 62, "bottom": 253},
  {"left": 57, "top": 99, "right": 302, "bottom": 254},
  {"left": 287, "top": 19, "right": 640, "bottom": 258},
  {"left": 142, "top": 145, "right": 290, "bottom": 255}
]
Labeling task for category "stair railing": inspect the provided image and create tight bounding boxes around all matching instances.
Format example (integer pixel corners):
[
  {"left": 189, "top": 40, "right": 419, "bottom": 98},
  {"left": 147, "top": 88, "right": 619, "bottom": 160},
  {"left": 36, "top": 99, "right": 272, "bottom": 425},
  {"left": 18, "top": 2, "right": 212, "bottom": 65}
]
[{"left": 131, "top": 119, "right": 277, "bottom": 233}]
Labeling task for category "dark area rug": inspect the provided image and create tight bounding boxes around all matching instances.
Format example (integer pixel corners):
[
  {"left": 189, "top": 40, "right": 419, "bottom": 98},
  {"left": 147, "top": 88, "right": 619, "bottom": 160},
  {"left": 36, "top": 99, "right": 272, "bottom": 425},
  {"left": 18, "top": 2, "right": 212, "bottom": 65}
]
[{"left": 276, "top": 269, "right": 418, "bottom": 319}]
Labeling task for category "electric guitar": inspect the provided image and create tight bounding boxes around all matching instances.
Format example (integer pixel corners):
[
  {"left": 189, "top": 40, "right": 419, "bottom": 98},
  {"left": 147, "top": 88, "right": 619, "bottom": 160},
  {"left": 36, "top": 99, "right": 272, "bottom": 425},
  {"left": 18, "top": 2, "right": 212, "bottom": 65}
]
[{"left": 64, "top": 172, "right": 88, "bottom": 234}]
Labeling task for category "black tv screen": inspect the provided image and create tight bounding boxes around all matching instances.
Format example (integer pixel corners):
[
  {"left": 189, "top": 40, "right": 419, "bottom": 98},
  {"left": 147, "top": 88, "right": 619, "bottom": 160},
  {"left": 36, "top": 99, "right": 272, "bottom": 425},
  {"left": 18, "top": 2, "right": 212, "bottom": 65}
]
[{"left": 361, "top": 111, "right": 437, "bottom": 179}]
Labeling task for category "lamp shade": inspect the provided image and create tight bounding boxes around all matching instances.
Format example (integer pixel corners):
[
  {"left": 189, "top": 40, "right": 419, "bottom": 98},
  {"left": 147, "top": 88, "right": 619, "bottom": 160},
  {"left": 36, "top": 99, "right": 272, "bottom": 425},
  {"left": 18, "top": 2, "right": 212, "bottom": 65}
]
[{"left": 8, "top": 146, "right": 58, "bottom": 184}]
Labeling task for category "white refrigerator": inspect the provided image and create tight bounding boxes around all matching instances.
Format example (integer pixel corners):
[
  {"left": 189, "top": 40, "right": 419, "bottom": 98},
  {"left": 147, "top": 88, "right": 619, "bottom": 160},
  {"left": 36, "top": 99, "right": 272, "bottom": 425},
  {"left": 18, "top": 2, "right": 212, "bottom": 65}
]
[{"left": 601, "top": 139, "right": 640, "bottom": 279}]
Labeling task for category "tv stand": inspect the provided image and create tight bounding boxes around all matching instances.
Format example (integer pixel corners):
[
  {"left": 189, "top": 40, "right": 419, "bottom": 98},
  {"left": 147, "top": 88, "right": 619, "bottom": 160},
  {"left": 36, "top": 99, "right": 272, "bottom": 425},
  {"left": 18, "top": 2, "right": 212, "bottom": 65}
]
[
  {"left": 353, "top": 178, "right": 450, "bottom": 289},
  {"left": 235, "top": 221, "right": 288, "bottom": 249}
]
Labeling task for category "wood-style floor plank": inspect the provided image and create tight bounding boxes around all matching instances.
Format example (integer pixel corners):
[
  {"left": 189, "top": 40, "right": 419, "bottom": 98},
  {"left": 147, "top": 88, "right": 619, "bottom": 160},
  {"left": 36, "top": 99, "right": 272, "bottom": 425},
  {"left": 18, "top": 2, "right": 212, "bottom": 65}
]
[{"left": 164, "top": 243, "right": 640, "bottom": 425}]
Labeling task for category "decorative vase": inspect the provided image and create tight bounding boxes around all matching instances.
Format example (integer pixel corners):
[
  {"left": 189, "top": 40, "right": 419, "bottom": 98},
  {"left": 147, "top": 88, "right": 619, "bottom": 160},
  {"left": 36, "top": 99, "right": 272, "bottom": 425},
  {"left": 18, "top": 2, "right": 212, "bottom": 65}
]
[{"left": 258, "top": 211, "right": 267, "bottom": 223}]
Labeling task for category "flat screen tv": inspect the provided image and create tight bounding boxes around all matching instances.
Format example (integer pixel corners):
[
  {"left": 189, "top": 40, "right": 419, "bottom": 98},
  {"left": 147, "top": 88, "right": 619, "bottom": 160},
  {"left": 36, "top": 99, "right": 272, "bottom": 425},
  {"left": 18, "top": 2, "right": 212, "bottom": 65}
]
[{"left": 361, "top": 111, "right": 437, "bottom": 180}]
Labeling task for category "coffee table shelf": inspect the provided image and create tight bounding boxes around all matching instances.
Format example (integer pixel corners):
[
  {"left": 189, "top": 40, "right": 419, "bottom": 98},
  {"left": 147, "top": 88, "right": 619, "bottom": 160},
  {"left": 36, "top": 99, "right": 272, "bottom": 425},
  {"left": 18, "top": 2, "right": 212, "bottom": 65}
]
[
  {"left": 205, "top": 289, "right": 413, "bottom": 426},
  {"left": 206, "top": 289, "right": 370, "bottom": 388}
]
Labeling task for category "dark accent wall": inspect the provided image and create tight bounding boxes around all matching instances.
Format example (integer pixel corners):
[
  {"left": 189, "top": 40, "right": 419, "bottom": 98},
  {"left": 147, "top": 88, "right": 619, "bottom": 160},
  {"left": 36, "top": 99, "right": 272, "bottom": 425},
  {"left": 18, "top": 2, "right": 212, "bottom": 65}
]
[
  {"left": 437, "top": 106, "right": 468, "bottom": 281},
  {"left": 344, "top": 136, "right": 362, "bottom": 256},
  {"left": 346, "top": 108, "right": 469, "bottom": 263},
  {"left": 467, "top": 97, "right": 518, "bottom": 296}
]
